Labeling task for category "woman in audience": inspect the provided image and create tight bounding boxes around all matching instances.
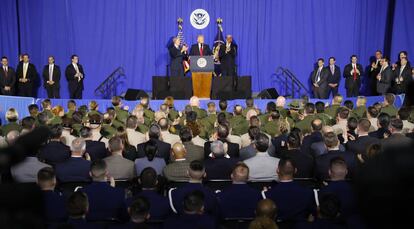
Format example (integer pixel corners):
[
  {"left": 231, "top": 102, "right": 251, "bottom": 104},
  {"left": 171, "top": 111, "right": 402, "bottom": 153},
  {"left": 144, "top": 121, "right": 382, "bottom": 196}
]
[{"left": 134, "top": 139, "right": 166, "bottom": 176}]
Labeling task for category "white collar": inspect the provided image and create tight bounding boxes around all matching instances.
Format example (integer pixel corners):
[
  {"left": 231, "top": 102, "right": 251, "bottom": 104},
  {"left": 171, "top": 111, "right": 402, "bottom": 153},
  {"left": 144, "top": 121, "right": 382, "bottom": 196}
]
[
  {"left": 208, "top": 153, "right": 230, "bottom": 159},
  {"left": 175, "top": 158, "right": 186, "bottom": 162}
]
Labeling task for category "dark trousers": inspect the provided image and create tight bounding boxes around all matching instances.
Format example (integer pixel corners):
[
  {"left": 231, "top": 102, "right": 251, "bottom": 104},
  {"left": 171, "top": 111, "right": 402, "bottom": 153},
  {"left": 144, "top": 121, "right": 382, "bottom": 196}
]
[
  {"left": 45, "top": 85, "right": 60, "bottom": 98},
  {"left": 346, "top": 83, "right": 359, "bottom": 97},
  {"left": 17, "top": 82, "right": 33, "bottom": 97},
  {"left": 221, "top": 63, "right": 236, "bottom": 77},
  {"left": 329, "top": 86, "right": 338, "bottom": 98},
  {"left": 69, "top": 84, "right": 83, "bottom": 99},
  {"left": 313, "top": 86, "right": 328, "bottom": 99},
  {"left": 1, "top": 88, "right": 14, "bottom": 96}
]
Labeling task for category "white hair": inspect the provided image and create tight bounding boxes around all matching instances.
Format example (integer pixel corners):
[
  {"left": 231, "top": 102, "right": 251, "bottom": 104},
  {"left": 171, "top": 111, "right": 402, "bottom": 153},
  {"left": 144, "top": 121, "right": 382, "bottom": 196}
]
[
  {"left": 210, "top": 140, "right": 225, "bottom": 157},
  {"left": 276, "top": 96, "right": 286, "bottom": 107},
  {"left": 190, "top": 96, "right": 200, "bottom": 107},
  {"left": 71, "top": 138, "right": 86, "bottom": 153}
]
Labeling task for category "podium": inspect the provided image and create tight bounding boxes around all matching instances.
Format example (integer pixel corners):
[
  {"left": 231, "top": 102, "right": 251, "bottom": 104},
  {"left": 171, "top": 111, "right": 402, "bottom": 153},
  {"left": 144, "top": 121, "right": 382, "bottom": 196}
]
[{"left": 190, "top": 55, "right": 214, "bottom": 98}]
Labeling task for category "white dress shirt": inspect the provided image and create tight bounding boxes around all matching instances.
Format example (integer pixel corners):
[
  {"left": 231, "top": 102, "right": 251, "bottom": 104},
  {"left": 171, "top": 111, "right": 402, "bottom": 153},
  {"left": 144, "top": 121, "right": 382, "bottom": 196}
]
[{"left": 49, "top": 64, "right": 54, "bottom": 81}]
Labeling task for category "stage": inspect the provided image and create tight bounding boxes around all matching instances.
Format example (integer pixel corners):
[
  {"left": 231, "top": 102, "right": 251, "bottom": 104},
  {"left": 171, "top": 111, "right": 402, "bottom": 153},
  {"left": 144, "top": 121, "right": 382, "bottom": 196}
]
[{"left": 0, "top": 95, "right": 405, "bottom": 125}]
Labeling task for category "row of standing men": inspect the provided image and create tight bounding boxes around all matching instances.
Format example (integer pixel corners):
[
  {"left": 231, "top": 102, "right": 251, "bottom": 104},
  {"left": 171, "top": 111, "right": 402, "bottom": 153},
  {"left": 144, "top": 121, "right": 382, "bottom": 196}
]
[{"left": 0, "top": 54, "right": 85, "bottom": 99}]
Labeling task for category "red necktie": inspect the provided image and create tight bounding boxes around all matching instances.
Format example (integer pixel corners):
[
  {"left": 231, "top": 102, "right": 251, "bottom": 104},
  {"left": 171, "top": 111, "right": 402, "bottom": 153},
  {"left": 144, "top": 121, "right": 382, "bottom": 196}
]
[
  {"left": 353, "top": 65, "right": 357, "bottom": 80},
  {"left": 199, "top": 44, "right": 203, "bottom": 56}
]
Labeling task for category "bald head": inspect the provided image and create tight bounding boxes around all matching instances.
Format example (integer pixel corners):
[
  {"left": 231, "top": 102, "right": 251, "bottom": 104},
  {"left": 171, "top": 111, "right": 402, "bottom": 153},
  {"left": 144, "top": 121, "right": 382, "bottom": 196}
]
[
  {"left": 321, "top": 126, "right": 334, "bottom": 134},
  {"left": 172, "top": 143, "right": 186, "bottom": 160},
  {"left": 256, "top": 199, "right": 277, "bottom": 219},
  {"left": 231, "top": 163, "right": 249, "bottom": 183}
]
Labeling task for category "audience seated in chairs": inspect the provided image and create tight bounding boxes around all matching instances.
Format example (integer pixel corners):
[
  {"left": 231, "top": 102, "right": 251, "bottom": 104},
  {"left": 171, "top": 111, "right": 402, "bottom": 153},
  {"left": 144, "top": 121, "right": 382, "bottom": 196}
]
[
  {"left": 281, "top": 131, "right": 314, "bottom": 178},
  {"left": 109, "top": 196, "right": 152, "bottom": 229},
  {"left": 179, "top": 126, "right": 204, "bottom": 162}
]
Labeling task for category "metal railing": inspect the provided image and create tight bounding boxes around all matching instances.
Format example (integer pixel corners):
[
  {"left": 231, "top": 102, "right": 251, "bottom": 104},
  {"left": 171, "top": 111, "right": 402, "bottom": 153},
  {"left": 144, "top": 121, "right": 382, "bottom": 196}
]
[
  {"left": 274, "top": 67, "right": 311, "bottom": 98},
  {"left": 94, "top": 67, "right": 126, "bottom": 99}
]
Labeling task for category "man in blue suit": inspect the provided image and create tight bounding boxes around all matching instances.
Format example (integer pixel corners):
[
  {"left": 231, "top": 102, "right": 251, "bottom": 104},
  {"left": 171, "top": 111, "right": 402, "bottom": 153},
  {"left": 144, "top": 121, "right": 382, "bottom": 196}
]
[
  {"left": 81, "top": 159, "right": 128, "bottom": 222},
  {"left": 38, "top": 124, "right": 71, "bottom": 166},
  {"left": 163, "top": 190, "right": 216, "bottom": 229},
  {"left": 315, "top": 132, "right": 356, "bottom": 181},
  {"left": 262, "top": 158, "right": 316, "bottom": 226},
  {"left": 37, "top": 167, "right": 67, "bottom": 223},
  {"left": 216, "top": 162, "right": 261, "bottom": 219},
  {"left": 55, "top": 138, "right": 91, "bottom": 183},
  {"left": 127, "top": 167, "right": 171, "bottom": 220},
  {"left": 168, "top": 160, "right": 217, "bottom": 215},
  {"left": 319, "top": 157, "right": 357, "bottom": 220},
  {"left": 204, "top": 140, "right": 240, "bottom": 180}
]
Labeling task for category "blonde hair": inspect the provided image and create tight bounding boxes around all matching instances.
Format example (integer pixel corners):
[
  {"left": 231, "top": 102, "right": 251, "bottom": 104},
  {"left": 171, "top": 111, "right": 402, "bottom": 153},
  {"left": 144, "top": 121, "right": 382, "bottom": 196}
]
[
  {"left": 6, "top": 108, "right": 19, "bottom": 121},
  {"left": 89, "top": 100, "right": 99, "bottom": 111},
  {"left": 52, "top": 105, "right": 64, "bottom": 116}
]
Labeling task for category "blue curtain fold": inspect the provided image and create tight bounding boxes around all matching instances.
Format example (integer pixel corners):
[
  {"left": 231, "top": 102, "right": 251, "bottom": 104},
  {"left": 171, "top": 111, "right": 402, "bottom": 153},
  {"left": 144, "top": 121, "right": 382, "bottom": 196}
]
[{"left": 2, "top": 0, "right": 414, "bottom": 99}]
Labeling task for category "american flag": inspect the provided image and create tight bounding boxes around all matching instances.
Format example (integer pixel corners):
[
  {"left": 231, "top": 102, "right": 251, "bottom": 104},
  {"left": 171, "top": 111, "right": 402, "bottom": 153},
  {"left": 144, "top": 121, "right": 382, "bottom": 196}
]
[{"left": 177, "top": 20, "right": 190, "bottom": 73}]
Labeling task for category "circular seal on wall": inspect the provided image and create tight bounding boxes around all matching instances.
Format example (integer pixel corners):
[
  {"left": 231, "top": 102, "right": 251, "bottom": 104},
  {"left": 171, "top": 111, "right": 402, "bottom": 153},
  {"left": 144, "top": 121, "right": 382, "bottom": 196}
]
[
  {"left": 197, "top": 57, "right": 207, "bottom": 68},
  {"left": 190, "top": 9, "right": 210, "bottom": 30}
]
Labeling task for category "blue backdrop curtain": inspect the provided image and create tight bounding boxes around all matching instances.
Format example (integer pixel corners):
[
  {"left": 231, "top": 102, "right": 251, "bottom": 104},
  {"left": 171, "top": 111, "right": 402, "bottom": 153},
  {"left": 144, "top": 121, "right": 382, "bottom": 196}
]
[
  {"left": 0, "top": 0, "right": 18, "bottom": 64},
  {"left": 391, "top": 0, "right": 414, "bottom": 63},
  {"left": 2, "top": 0, "right": 413, "bottom": 99}
]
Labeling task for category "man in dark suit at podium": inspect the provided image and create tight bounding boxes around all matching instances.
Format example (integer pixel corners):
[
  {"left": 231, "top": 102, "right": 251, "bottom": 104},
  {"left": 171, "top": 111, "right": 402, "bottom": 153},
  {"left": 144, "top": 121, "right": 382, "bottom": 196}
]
[
  {"left": 42, "top": 56, "right": 61, "bottom": 98},
  {"left": 169, "top": 37, "right": 188, "bottom": 77},
  {"left": 190, "top": 35, "right": 212, "bottom": 56},
  {"left": 65, "top": 54, "right": 85, "bottom": 99},
  {"left": 219, "top": 35, "right": 237, "bottom": 77},
  {"left": 0, "top": 56, "right": 16, "bottom": 95}
]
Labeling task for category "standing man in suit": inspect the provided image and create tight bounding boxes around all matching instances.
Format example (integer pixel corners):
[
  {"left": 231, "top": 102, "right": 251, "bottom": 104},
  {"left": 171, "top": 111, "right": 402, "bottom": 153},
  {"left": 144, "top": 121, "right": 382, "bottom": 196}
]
[
  {"left": 189, "top": 35, "right": 212, "bottom": 56},
  {"left": 393, "top": 57, "right": 412, "bottom": 94},
  {"left": 326, "top": 57, "right": 341, "bottom": 97},
  {"left": 169, "top": 37, "right": 188, "bottom": 77},
  {"left": 369, "top": 50, "right": 383, "bottom": 95},
  {"left": 311, "top": 58, "right": 329, "bottom": 99},
  {"left": 344, "top": 55, "right": 364, "bottom": 97},
  {"left": 42, "top": 56, "right": 61, "bottom": 98},
  {"left": 0, "top": 56, "right": 16, "bottom": 95},
  {"left": 65, "top": 54, "right": 84, "bottom": 99},
  {"left": 376, "top": 57, "right": 393, "bottom": 95},
  {"left": 16, "top": 53, "right": 37, "bottom": 97},
  {"left": 219, "top": 34, "right": 237, "bottom": 77}
]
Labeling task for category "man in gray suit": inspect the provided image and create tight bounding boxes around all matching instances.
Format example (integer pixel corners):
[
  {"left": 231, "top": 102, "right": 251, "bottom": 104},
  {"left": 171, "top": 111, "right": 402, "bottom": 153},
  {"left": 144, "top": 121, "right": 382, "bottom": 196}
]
[
  {"left": 163, "top": 142, "right": 190, "bottom": 181},
  {"left": 381, "top": 118, "right": 413, "bottom": 151},
  {"left": 11, "top": 152, "right": 51, "bottom": 183},
  {"left": 104, "top": 136, "right": 136, "bottom": 179},
  {"left": 243, "top": 133, "right": 280, "bottom": 181},
  {"left": 376, "top": 57, "right": 393, "bottom": 95},
  {"left": 179, "top": 127, "right": 204, "bottom": 162}
]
